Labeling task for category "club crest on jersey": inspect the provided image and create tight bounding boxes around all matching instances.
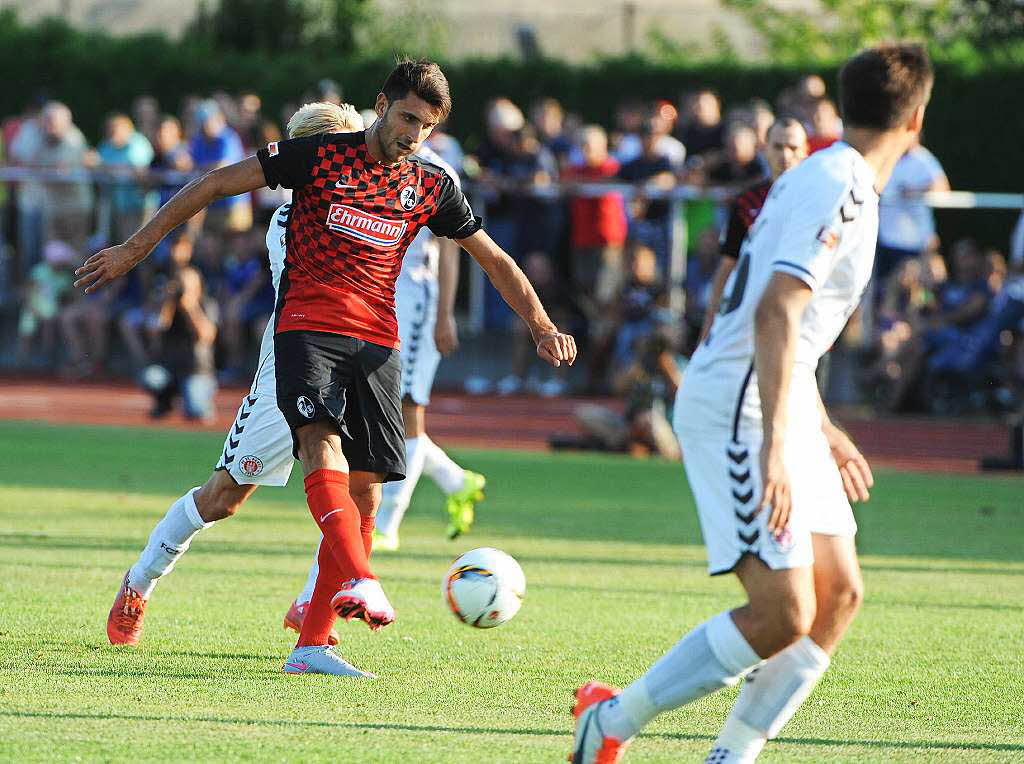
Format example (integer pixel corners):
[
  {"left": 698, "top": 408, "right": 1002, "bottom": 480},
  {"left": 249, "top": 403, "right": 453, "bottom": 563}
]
[
  {"left": 816, "top": 225, "right": 840, "bottom": 250},
  {"left": 769, "top": 528, "right": 795, "bottom": 554},
  {"left": 239, "top": 454, "right": 264, "bottom": 477},
  {"left": 399, "top": 186, "right": 418, "bottom": 210},
  {"left": 326, "top": 203, "right": 407, "bottom": 248},
  {"left": 267, "top": 141, "right": 279, "bottom": 157}
]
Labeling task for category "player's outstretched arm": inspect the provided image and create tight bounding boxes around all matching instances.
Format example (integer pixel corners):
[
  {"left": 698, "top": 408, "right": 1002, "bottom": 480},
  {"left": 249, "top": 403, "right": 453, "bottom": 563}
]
[
  {"left": 754, "top": 272, "right": 813, "bottom": 533},
  {"left": 75, "top": 156, "right": 268, "bottom": 293},
  {"left": 816, "top": 391, "right": 873, "bottom": 503},
  {"left": 457, "top": 229, "right": 577, "bottom": 368}
]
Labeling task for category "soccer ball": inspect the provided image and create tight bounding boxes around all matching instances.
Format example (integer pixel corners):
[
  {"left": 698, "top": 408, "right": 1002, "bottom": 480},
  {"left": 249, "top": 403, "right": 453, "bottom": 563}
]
[{"left": 441, "top": 547, "right": 525, "bottom": 628}]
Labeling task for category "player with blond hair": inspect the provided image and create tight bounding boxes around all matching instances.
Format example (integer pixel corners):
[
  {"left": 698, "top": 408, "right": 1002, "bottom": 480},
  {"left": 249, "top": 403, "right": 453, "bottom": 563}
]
[{"left": 101, "top": 101, "right": 364, "bottom": 664}]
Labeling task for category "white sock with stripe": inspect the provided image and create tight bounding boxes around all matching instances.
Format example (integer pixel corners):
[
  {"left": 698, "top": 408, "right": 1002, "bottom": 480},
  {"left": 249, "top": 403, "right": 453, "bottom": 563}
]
[
  {"left": 374, "top": 436, "right": 427, "bottom": 538},
  {"left": 420, "top": 434, "right": 465, "bottom": 495},
  {"left": 128, "top": 487, "right": 209, "bottom": 598},
  {"left": 600, "top": 611, "right": 762, "bottom": 741}
]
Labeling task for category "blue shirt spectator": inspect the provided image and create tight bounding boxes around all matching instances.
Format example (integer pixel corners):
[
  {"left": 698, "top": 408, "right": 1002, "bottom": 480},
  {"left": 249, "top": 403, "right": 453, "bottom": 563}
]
[{"left": 190, "top": 100, "right": 246, "bottom": 209}]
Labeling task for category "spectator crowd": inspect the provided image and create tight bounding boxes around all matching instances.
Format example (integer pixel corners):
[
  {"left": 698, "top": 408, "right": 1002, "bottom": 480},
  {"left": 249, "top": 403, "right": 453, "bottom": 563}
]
[{"left": 2, "top": 73, "right": 1023, "bottom": 433}]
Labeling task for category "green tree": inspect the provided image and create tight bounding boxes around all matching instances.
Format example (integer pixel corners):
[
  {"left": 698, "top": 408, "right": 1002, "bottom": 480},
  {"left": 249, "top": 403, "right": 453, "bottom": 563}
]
[
  {"left": 187, "top": 0, "right": 370, "bottom": 54},
  {"left": 720, "top": 0, "right": 1024, "bottom": 64}
]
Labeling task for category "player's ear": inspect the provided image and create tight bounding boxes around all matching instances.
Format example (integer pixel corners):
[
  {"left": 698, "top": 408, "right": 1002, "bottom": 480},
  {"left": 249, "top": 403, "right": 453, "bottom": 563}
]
[
  {"left": 906, "top": 103, "right": 926, "bottom": 136},
  {"left": 374, "top": 93, "right": 389, "bottom": 119}
]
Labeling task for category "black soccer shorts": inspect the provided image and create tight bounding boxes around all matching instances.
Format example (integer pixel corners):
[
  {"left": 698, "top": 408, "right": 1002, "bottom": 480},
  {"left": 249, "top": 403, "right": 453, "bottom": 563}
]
[{"left": 274, "top": 329, "right": 406, "bottom": 482}]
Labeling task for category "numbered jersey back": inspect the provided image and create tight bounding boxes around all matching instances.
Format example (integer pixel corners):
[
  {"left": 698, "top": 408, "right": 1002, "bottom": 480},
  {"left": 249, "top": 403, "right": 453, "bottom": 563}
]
[{"left": 694, "top": 142, "right": 879, "bottom": 381}]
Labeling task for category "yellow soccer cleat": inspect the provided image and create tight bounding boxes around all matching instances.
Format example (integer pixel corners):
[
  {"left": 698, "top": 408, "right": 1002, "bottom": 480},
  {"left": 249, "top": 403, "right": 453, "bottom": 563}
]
[{"left": 445, "top": 471, "right": 486, "bottom": 540}]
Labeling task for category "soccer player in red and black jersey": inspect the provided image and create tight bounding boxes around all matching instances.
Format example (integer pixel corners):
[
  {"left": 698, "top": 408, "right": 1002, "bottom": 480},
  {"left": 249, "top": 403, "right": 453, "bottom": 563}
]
[
  {"left": 697, "top": 118, "right": 809, "bottom": 345},
  {"left": 77, "top": 59, "right": 577, "bottom": 676}
]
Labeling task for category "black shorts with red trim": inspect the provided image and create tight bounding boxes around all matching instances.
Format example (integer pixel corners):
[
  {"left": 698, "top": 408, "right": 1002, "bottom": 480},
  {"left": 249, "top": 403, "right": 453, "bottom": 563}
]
[{"left": 274, "top": 330, "right": 406, "bottom": 482}]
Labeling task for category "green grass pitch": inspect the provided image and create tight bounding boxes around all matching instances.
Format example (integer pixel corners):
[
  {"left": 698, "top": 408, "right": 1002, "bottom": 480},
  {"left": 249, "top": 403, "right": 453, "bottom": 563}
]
[{"left": 1, "top": 422, "right": 1022, "bottom": 762}]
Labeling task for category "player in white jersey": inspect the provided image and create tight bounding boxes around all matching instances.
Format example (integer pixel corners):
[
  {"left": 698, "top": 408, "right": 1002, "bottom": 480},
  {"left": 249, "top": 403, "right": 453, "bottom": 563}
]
[
  {"left": 371, "top": 143, "right": 486, "bottom": 551},
  {"left": 104, "top": 103, "right": 369, "bottom": 675},
  {"left": 570, "top": 44, "right": 934, "bottom": 763}
]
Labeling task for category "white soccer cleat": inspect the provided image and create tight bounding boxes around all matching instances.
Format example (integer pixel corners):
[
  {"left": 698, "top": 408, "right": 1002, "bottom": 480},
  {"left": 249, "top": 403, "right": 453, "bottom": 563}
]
[
  {"left": 330, "top": 577, "right": 395, "bottom": 631},
  {"left": 282, "top": 645, "right": 375, "bottom": 678}
]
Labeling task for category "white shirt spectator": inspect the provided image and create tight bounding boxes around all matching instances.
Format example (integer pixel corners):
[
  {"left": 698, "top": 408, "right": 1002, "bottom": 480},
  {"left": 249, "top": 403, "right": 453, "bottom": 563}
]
[
  {"left": 877, "top": 144, "right": 948, "bottom": 252},
  {"left": 1010, "top": 210, "right": 1024, "bottom": 269},
  {"left": 614, "top": 134, "right": 686, "bottom": 169}
]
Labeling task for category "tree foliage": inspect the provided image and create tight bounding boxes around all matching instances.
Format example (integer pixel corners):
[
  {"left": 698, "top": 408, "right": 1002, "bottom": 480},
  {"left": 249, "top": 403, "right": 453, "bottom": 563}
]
[
  {"left": 721, "top": 0, "right": 1024, "bottom": 65},
  {"left": 186, "top": 0, "right": 371, "bottom": 54}
]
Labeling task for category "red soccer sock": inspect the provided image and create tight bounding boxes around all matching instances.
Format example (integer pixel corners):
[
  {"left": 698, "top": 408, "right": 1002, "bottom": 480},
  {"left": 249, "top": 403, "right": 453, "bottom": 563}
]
[
  {"left": 360, "top": 514, "right": 375, "bottom": 558},
  {"left": 296, "top": 541, "right": 342, "bottom": 647},
  {"left": 304, "top": 469, "right": 374, "bottom": 581}
]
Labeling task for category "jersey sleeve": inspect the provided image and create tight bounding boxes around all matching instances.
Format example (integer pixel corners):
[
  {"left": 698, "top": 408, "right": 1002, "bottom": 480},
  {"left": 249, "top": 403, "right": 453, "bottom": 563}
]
[
  {"left": 769, "top": 181, "right": 853, "bottom": 291},
  {"left": 255, "top": 135, "right": 321, "bottom": 190},
  {"left": 427, "top": 171, "right": 482, "bottom": 240},
  {"left": 719, "top": 198, "right": 747, "bottom": 260}
]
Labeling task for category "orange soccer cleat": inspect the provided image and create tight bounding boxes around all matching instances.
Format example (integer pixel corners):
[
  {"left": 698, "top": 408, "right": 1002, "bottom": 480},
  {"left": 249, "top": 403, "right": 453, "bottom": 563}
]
[
  {"left": 569, "top": 681, "right": 632, "bottom": 764},
  {"left": 283, "top": 601, "right": 340, "bottom": 646},
  {"left": 106, "top": 572, "right": 148, "bottom": 646}
]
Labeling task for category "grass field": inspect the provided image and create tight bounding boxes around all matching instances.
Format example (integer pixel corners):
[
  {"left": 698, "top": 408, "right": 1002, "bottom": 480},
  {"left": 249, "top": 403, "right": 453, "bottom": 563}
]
[{"left": 1, "top": 421, "right": 1022, "bottom": 762}]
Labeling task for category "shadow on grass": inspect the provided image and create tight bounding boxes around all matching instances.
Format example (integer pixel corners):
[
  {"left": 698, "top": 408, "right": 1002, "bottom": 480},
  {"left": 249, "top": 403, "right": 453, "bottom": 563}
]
[
  {"left": 3, "top": 710, "right": 1021, "bottom": 752},
  {"left": 56, "top": 667, "right": 281, "bottom": 681},
  {"left": 0, "top": 533, "right": 699, "bottom": 570}
]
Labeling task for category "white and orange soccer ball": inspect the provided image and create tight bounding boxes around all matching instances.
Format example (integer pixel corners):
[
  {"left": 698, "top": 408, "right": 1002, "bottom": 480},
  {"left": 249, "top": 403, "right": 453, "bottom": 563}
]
[{"left": 441, "top": 547, "right": 525, "bottom": 628}]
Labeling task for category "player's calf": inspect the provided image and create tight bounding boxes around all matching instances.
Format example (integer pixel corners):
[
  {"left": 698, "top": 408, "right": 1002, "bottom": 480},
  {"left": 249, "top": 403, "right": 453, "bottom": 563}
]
[{"left": 194, "top": 469, "right": 258, "bottom": 522}]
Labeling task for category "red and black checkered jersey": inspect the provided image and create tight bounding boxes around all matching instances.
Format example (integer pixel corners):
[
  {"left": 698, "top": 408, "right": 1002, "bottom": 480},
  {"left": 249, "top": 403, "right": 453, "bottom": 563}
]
[
  {"left": 719, "top": 178, "right": 773, "bottom": 260},
  {"left": 256, "top": 131, "right": 481, "bottom": 348}
]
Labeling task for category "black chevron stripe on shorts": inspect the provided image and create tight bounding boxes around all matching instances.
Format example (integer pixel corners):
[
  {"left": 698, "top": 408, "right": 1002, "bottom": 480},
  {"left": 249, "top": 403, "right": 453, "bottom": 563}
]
[
  {"left": 221, "top": 395, "right": 258, "bottom": 466},
  {"left": 727, "top": 441, "right": 759, "bottom": 555}
]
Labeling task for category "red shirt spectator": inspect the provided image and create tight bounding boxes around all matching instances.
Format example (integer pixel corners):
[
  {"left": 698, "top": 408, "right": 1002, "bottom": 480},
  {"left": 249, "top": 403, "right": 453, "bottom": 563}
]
[{"left": 563, "top": 156, "right": 627, "bottom": 249}]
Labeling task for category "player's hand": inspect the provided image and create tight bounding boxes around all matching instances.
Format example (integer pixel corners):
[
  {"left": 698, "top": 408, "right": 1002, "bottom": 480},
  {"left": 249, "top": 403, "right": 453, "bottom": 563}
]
[
  {"left": 534, "top": 331, "right": 577, "bottom": 368},
  {"left": 74, "top": 243, "right": 145, "bottom": 294},
  {"left": 760, "top": 441, "right": 792, "bottom": 534},
  {"left": 824, "top": 423, "right": 873, "bottom": 503},
  {"left": 434, "top": 312, "right": 459, "bottom": 356}
]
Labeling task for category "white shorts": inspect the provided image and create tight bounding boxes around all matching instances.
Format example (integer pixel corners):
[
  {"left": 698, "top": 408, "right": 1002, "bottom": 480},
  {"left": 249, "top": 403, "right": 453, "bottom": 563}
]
[
  {"left": 396, "top": 276, "right": 440, "bottom": 406},
  {"left": 676, "top": 419, "right": 856, "bottom": 576},
  {"left": 214, "top": 393, "right": 296, "bottom": 486}
]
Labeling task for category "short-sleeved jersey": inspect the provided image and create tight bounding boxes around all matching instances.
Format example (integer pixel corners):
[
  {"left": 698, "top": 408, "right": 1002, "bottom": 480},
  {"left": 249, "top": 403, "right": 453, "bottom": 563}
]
[
  {"left": 399, "top": 144, "right": 460, "bottom": 283},
  {"left": 877, "top": 144, "right": 945, "bottom": 251},
  {"left": 720, "top": 178, "right": 773, "bottom": 260},
  {"left": 682, "top": 142, "right": 879, "bottom": 431},
  {"left": 256, "top": 131, "right": 481, "bottom": 348}
]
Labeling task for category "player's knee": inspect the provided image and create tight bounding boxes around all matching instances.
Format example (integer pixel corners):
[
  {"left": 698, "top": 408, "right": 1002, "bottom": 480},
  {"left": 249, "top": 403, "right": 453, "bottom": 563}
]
[
  {"left": 823, "top": 574, "right": 864, "bottom": 620},
  {"left": 349, "top": 484, "right": 381, "bottom": 516}
]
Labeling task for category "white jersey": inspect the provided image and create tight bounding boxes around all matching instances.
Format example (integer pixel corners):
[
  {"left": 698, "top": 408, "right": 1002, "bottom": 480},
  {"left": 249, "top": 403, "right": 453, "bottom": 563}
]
[
  {"left": 249, "top": 202, "right": 291, "bottom": 398},
  {"left": 681, "top": 142, "right": 879, "bottom": 433},
  {"left": 400, "top": 144, "right": 460, "bottom": 283}
]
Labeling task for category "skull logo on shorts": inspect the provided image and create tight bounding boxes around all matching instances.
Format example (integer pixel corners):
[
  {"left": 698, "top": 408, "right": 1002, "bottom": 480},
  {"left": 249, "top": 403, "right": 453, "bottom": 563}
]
[{"left": 296, "top": 396, "right": 315, "bottom": 419}]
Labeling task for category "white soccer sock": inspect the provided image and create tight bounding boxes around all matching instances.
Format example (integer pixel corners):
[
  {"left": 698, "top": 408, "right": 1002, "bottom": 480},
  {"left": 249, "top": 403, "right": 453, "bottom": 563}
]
[
  {"left": 710, "top": 635, "right": 830, "bottom": 762},
  {"left": 127, "top": 487, "right": 209, "bottom": 598},
  {"left": 296, "top": 537, "right": 322, "bottom": 605},
  {"left": 420, "top": 434, "right": 465, "bottom": 495},
  {"left": 601, "top": 612, "right": 762, "bottom": 742},
  {"left": 374, "top": 436, "right": 427, "bottom": 538}
]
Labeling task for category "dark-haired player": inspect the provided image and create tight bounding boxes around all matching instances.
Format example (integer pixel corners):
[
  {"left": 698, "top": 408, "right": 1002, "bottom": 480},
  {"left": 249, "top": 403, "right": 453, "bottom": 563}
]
[
  {"left": 571, "top": 43, "right": 933, "bottom": 763},
  {"left": 698, "top": 117, "right": 808, "bottom": 345},
  {"left": 78, "top": 60, "right": 576, "bottom": 677}
]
